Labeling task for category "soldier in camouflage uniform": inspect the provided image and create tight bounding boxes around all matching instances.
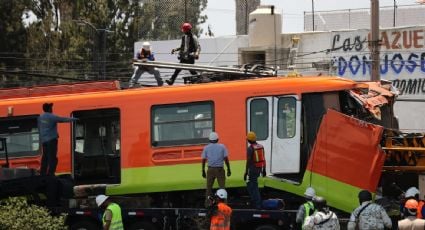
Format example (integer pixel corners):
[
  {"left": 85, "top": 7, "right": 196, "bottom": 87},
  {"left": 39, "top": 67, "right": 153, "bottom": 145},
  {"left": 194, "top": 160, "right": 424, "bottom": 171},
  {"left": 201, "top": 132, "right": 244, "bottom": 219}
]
[
  {"left": 347, "top": 190, "right": 392, "bottom": 230},
  {"left": 303, "top": 196, "right": 340, "bottom": 230}
]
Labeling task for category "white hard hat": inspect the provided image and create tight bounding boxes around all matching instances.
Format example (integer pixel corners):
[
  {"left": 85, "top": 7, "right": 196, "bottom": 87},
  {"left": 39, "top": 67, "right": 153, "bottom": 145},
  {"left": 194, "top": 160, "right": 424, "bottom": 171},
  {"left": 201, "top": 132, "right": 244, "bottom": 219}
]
[
  {"left": 96, "top": 195, "right": 109, "bottom": 207},
  {"left": 142, "top": 42, "right": 151, "bottom": 51},
  {"left": 304, "top": 187, "right": 316, "bottom": 198},
  {"left": 216, "top": 189, "right": 227, "bottom": 199},
  {"left": 209, "top": 132, "right": 219, "bottom": 141},
  {"left": 405, "top": 187, "right": 420, "bottom": 198}
]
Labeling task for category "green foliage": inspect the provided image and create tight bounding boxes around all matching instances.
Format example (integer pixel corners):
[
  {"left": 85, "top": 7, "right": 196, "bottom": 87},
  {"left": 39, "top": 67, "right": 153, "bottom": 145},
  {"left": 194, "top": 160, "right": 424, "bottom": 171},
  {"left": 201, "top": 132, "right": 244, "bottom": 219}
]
[{"left": 0, "top": 197, "right": 67, "bottom": 230}]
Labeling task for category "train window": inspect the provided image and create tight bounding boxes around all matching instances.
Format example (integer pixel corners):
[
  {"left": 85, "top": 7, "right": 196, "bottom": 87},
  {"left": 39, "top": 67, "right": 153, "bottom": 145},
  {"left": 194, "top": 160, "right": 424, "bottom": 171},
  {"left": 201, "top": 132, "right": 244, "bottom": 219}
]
[
  {"left": 152, "top": 102, "right": 214, "bottom": 147},
  {"left": 0, "top": 115, "right": 40, "bottom": 158},
  {"left": 249, "top": 99, "right": 268, "bottom": 141},
  {"left": 277, "top": 97, "right": 296, "bottom": 138}
]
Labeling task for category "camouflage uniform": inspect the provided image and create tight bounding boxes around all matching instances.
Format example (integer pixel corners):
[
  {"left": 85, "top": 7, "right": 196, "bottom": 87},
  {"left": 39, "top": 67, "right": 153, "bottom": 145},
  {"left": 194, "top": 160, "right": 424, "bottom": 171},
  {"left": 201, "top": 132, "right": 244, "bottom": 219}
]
[
  {"left": 303, "top": 210, "right": 340, "bottom": 230},
  {"left": 347, "top": 201, "right": 392, "bottom": 230}
]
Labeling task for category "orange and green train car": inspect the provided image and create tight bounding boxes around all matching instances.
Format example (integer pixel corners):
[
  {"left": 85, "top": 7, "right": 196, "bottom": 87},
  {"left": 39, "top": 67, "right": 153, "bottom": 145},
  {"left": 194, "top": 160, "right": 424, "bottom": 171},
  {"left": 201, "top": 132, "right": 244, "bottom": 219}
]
[{"left": 0, "top": 76, "right": 407, "bottom": 214}]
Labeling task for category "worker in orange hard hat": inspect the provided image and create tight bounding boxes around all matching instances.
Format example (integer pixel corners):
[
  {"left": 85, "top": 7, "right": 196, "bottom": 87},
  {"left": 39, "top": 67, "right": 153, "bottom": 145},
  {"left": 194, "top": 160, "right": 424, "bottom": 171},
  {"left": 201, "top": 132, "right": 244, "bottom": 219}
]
[
  {"left": 244, "top": 131, "right": 266, "bottom": 209},
  {"left": 398, "top": 199, "right": 425, "bottom": 229},
  {"left": 166, "top": 22, "right": 201, "bottom": 85}
]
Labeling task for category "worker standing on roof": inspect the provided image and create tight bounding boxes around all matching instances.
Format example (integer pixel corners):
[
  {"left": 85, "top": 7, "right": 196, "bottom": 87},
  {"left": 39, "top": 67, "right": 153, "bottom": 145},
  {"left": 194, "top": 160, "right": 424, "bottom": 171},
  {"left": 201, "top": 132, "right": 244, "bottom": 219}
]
[
  {"left": 347, "top": 190, "right": 392, "bottom": 230},
  {"left": 96, "top": 195, "right": 124, "bottom": 230},
  {"left": 166, "top": 22, "right": 200, "bottom": 85},
  {"left": 404, "top": 186, "right": 425, "bottom": 219},
  {"left": 207, "top": 189, "right": 232, "bottom": 230},
  {"left": 38, "top": 103, "right": 78, "bottom": 176},
  {"left": 303, "top": 196, "right": 340, "bottom": 230},
  {"left": 129, "top": 41, "right": 163, "bottom": 87},
  {"left": 244, "top": 131, "right": 266, "bottom": 209},
  {"left": 296, "top": 187, "right": 316, "bottom": 229},
  {"left": 202, "top": 132, "right": 231, "bottom": 207},
  {"left": 399, "top": 199, "right": 425, "bottom": 229}
]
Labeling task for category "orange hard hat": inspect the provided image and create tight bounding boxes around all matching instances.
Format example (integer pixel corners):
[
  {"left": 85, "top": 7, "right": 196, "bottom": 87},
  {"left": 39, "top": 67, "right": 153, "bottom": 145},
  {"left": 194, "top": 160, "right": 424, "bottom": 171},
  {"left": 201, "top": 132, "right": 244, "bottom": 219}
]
[{"left": 405, "top": 199, "right": 419, "bottom": 209}]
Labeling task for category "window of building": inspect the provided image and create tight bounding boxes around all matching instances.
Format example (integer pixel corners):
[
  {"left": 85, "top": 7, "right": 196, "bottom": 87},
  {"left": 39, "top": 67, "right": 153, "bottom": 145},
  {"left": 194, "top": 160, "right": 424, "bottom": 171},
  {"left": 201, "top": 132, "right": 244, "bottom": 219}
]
[
  {"left": 0, "top": 115, "right": 39, "bottom": 158},
  {"left": 277, "top": 97, "right": 296, "bottom": 138},
  {"left": 250, "top": 99, "right": 269, "bottom": 141},
  {"left": 152, "top": 102, "right": 214, "bottom": 147}
]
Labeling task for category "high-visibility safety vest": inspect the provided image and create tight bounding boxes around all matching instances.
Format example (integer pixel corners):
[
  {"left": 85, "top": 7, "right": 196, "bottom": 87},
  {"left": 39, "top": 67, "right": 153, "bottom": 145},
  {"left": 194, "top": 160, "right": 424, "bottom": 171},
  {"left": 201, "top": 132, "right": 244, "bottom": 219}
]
[
  {"left": 250, "top": 143, "right": 265, "bottom": 168},
  {"left": 210, "top": 202, "right": 232, "bottom": 230},
  {"left": 418, "top": 200, "right": 425, "bottom": 219},
  {"left": 303, "top": 201, "right": 315, "bottom": 227},
  {"left": 102, "top": 203, "right": 124, "bottom": 230}
]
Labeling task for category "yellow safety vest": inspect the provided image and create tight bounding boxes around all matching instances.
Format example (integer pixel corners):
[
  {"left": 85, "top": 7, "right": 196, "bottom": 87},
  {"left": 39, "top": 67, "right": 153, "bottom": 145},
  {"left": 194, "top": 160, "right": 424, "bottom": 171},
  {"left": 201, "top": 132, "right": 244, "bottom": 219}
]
[{"left": 103, "top": 203, "right": 124, "bottom": 230}]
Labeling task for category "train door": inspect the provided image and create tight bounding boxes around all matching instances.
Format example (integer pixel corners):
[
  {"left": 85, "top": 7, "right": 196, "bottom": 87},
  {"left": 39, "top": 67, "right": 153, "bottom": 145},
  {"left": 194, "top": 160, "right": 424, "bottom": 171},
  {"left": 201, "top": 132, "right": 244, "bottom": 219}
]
[
  {"left": 72, "top": 108, "right": 121, "bottom": 185},
  {"left": 247, "top": 96, "right": 301, "bottom": 176}
]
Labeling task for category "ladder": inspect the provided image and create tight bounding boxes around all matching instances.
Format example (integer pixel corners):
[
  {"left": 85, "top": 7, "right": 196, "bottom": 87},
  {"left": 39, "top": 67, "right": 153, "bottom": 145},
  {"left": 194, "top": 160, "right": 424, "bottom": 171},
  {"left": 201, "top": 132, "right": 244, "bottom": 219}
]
[{"left": 133, "top": 61, "right": 276, "bottom": 84}]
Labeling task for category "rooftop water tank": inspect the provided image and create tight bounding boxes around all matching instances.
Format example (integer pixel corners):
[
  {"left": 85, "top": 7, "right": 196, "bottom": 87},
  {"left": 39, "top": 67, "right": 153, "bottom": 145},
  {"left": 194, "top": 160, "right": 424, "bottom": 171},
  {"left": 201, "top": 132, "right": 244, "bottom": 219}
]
[{"left": 248, "top": 5, "right": 282, "bottom": 47}]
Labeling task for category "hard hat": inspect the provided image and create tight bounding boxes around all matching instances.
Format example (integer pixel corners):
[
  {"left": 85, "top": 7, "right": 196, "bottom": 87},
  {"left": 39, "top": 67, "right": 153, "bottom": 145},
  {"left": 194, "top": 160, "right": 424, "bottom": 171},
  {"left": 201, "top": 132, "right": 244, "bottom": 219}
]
[
  {"left": 181, "top": 22, "right": 192, "bottom": 33},
  {"left": 209, "top": 132, "right": 219, "bottom": 141},
  {"left": 96, "top": 195, "right": 109, "bottom": 207},
  {"left": 313, "top": 196, "right": 327, "bottom": 210},
  {"left": 304, "top": 187, "right": 316, "bottom": 198},
  {"left": 405, "top": 187, "right": 420, "bottom": 198},
  {"left": 405, "top": 199, "right": 419, "bottom": 209},
  {"left": 142, "top": 42, "right": 151, "bottom": 51},
  {"left": 215, "top": 189, "right": 227, "bottom": 199},
  {"left": 247, "top": 131, "right": 257, "bottom": 142},
  {"left": 358, "top": 190, "right": 372, "bottom": 202}
]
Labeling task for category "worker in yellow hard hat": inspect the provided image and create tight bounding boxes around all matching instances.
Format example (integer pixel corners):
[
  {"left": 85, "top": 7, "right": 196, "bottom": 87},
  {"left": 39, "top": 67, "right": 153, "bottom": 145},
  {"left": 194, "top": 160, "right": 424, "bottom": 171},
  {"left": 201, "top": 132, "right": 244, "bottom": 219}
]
[{"left": 244, "top": 131, "right": 266, "bottom": 209}]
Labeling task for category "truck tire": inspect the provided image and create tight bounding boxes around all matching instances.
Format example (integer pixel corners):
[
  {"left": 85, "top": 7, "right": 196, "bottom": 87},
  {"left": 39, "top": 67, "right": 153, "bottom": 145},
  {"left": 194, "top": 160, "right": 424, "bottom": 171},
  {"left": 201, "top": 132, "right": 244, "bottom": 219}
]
[
  {"left": 69, "top": 220, "right": 99, "bottom": 230},
  {"left": 255, "top": 224, "right": 279, "bottom": 230},
  {"left": 128, "top": 221, "right": 157, "bottom": 230}
]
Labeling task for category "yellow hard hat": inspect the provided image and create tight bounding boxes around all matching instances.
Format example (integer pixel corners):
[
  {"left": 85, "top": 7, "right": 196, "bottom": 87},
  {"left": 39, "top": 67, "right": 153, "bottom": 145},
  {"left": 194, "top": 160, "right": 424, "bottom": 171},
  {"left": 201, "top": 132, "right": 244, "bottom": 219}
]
[{"left": 247, "top": 131, "right": 257, "bottom": 142}]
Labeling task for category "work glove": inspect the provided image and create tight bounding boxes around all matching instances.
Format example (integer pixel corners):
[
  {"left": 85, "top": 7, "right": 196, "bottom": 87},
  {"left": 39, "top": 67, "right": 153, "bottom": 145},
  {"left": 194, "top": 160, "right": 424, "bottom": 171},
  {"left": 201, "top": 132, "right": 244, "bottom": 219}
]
[
  {"left": 194, "top": 54, "right": 199, "bottom": 60},
  {"left": 171, "top": 49, "right": 175, "bottom": 54},
  {"left": 262, "top": 169, "right": 266, "bottom": 177},
  {"left": 202, "top": 170, "right": 206, "bottom": 178},
  {"left": 243, "top": 172, "right": 248, "bottom": 181},
  {"left": 227, "top": 169, "right": 231, "bottom": 177}
]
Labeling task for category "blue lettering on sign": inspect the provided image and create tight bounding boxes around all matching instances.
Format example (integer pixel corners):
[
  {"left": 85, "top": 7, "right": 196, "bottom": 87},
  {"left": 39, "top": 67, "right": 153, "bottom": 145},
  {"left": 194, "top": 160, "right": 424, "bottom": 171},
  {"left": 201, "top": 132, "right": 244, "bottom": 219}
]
[{"left": 334, "top": 52, "right": 425, "bottom": 76}]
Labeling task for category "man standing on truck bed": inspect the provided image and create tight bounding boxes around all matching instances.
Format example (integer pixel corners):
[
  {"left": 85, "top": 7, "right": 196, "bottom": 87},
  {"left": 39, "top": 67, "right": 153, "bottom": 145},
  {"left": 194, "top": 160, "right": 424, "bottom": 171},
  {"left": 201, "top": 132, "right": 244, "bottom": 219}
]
[
  {"left": 296, "top": 187, "right": 316, "bottom": 229},
  {"left": 208, "top": 189, "right": 232, "bottom": 230},
  {"left": 244, "top": 131, "right": 266, "bottom": 209},
  {"left": 96, "top": 195, "right": 124, "bottom": 230},
  {"left": 202, "top": 132, "right": 231, "bottom": 207},
  {"left": 38, "top": 103, "right": 78, "bottom": 176}
]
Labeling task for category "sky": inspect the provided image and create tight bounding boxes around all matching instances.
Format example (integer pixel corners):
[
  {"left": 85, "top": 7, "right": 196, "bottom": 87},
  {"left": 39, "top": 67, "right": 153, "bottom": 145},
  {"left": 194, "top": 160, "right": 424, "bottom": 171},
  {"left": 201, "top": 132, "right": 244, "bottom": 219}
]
[{"left": 200, "top": 0, "right": 421, "bottom": 37}]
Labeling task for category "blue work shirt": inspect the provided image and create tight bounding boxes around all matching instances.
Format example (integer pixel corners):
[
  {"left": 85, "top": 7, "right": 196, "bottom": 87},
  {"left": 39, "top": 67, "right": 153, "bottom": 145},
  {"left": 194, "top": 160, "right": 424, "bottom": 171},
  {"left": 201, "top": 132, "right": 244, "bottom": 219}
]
[
  {"left": 201, "top": 143, "right": 228, "bottom": 167},
  {"left": 38, "top": 112, "right": 77, "bottom": 143}
]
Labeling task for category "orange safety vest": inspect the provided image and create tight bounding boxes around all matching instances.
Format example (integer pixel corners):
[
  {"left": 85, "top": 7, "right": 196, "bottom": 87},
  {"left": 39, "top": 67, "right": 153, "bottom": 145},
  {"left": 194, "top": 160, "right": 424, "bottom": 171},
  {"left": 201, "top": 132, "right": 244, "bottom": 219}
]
[
  {"left": 251, "top": 143, "right": 265, "bottom": 168},
  {"left": 418, "top": 200, "right": 425, "bottom": 219},
  {"left": 210, "top": 202, "right": 232, "bottom": 230}
]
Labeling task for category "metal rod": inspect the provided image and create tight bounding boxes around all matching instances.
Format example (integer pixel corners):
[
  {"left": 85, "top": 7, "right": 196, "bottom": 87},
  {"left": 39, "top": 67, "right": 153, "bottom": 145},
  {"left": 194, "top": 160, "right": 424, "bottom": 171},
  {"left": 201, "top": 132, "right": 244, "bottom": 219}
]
[
  {"left": 312, "top": 0, "right": 315, "bottom": 31},
  {"left": 371, "top": 0, "right": 380, "bottom": 81}
]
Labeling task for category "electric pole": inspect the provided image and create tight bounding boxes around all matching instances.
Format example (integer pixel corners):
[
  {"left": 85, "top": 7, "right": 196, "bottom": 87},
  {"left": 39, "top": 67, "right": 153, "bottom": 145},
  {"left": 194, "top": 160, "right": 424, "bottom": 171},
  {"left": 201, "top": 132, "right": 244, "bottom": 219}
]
[{"left": 371, "top": 0, "right": 380, "bottom": 81}]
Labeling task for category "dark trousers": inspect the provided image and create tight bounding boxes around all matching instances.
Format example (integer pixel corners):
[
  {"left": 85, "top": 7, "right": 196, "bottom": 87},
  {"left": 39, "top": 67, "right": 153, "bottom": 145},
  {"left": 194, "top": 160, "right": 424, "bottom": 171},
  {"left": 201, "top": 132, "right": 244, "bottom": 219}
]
[
  {"left": 247, "top": 167, "right": 262, "bottom": 209},
  {"left": 205, "top": 167, "right": 225, "bottom": 207},
  {"left": 169, "top": 58, "right": 197, "bottom": 83},
  {"left": 40, "top": 138, "right": 58, "bottom": 176}
]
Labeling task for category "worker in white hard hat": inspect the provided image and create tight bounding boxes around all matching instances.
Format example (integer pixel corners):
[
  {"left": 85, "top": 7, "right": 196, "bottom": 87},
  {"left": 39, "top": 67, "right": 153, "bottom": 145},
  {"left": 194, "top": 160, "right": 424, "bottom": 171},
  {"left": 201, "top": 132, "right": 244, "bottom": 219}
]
[
  {"left": 129, "top": 41, "right": 163, "bottom": 87},
  {"left": 404, "top": 186, "right": 425, "bottom": 219},
  {"left": 207, "top": 189, "right": 232, "bottom": 230},
  {"left": 202, "top": 131, "right": 231, "bottom": 207},
  {"left": 95, "top": 195, "right": 124, "bottom": 230},
  {"left": 296, "top": 187, "right": 316, "bottom": 228}
]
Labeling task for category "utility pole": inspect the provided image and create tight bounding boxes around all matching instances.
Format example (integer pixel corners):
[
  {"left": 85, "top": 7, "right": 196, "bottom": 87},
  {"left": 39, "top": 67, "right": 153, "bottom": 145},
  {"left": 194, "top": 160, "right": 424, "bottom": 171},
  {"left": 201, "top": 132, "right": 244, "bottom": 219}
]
[
  {"left": 312, "top": 0, "right": 315, "bottom": 31},
  {"left": 393, "top": 0, "right": 397, "bottom": 27},
  {"left": 371, "top": 0, "right": 380, "bottom": 81}
]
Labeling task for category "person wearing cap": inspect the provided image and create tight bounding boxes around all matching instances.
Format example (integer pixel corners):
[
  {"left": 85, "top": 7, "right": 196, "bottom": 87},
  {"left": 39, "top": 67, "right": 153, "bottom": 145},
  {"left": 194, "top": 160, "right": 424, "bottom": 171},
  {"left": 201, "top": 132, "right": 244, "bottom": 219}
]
[
  {"left": 303, "top": 196, "right": 340, "bottom": 230},
  {"left": 404, "top": 186, "right": 425, "bottom": 219},
  {"left": 166, "top": 22, "right": 200, "bottom": 85},
  {"left": 207, "top": 189, "right": 232, "bottom": 230},
  {"left": 296, "top": 187, "right": 316, "bottom": 228},
  {"left": 38, "top": 103, "right": 78, "bottom": 176},
  {"left": 129, "top": 41, "right": 163, "bottom": 87},
  {"left": 244, "top": 131, "right": 266, "bottom": 209},
  {"left": 347, "top": 190, "right": 392, "bottom": 230},
  {"left": 202, "top": 131, "right": 231, "bottom": 207},
  {"left": 398, "top": 199, "right": 425, "bottom": 229},
  {"left": 95, "top": 195, "right": 124, "bottom": 230}
]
